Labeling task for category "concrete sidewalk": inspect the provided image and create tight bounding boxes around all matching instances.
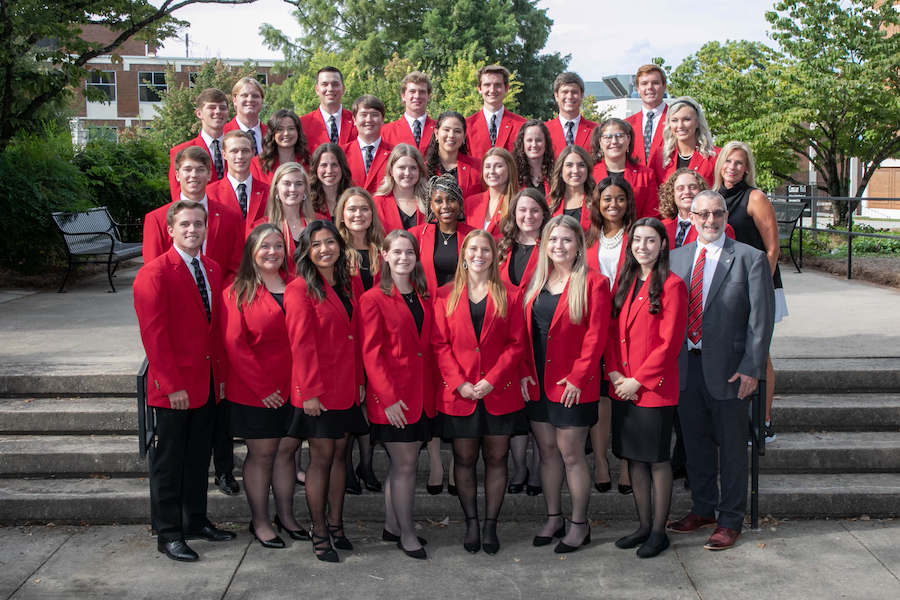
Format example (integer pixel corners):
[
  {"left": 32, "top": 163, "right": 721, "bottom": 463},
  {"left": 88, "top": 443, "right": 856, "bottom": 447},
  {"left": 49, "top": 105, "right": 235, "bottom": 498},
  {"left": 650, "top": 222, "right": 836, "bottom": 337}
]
[{"left": 1, "top": 519, "right": 898, "bottom": 599}]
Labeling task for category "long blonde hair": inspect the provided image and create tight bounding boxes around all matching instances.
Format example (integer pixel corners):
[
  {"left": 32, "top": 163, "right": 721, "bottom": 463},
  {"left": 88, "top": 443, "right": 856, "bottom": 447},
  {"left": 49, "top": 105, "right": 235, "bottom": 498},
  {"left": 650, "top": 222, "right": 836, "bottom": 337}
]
[
  {"left": 375, "top": 143, "right": 429, "bottom": 216},
  {"left": 266, "top": 162, "right": 315, "bottom": 225},
  {"left": 661, "top": 96, "right": 716, "bottom": 167},
  {"left": 713, "top": 140, "right": 757, "bottom": 190},
  {"left": 334, "top": 187, "right": 385, "bottom": 278},
  {"left": 481, "top": 147, "right": 520, "bottom": 223},
  {"left": 228, "top": 223, "right": 288, "bottom": 309},
  {"left": 446, "top": 230, "right": 507, "bottom": 318},
  {"left": 524, "top": 215, "right": 589, "bottom": 324}
]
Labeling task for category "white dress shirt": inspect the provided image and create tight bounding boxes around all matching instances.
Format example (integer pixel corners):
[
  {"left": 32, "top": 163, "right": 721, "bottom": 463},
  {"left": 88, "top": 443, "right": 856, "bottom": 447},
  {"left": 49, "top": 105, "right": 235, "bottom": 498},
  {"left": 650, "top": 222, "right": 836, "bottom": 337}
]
[{"left": 319, "top": 106, "right": 342, "bottom": 139}]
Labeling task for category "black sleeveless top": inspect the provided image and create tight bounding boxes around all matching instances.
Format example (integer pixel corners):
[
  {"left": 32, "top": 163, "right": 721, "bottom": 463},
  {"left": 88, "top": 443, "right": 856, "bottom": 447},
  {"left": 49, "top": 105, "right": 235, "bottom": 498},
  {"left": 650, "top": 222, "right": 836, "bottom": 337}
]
[{"left": 719, "top": 180, "right": 782, "bottom": 289}]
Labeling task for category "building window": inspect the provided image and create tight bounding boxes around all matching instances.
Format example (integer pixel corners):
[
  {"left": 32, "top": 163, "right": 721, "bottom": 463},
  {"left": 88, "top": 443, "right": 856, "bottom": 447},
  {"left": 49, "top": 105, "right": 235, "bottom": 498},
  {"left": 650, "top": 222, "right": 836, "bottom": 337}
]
[
  {"left": 87, "top": 126, "right": 118, "bottom": 143},
  {"left": 255, "top": 72, "right": 267, "bottom": 86},
  {"left": 138, "top": 71, "right": 167, "bottom": 102},
  {"left": 86, "top": 71, "right": 116, "bottom": 101},
  {"left": 188, "top": 72, "right": 199, "bottom": 88}
]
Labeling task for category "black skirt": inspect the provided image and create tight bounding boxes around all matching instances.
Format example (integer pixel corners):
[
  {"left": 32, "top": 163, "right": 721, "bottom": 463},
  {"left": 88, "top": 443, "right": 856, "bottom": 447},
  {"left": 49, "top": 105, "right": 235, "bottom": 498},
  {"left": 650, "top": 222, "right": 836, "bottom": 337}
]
[
  {"left": 611, "top": 400, "right": 675, "bottom": 463},
  {"left": 229, "top": 400, "right": 292, "bottom": 439},
  {"left": 287, "top": 404, "right": 369, "bottom": 440},
  {"left": 370, "top": 417, "right": 433, "bottom": 443},
  {"left": 526, "top": 395, "right": 599, "bottom": 428},
  {"left": 440, "top": 402, "right": 530, "bottom": 438}
]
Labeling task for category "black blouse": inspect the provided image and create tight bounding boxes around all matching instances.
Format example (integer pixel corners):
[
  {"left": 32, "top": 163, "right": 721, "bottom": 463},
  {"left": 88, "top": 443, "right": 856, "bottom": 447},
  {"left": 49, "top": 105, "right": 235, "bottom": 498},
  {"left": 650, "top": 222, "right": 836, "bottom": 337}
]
[
  {"left": 433, "top": 228, "right": 458, "bottom": 287},
  {"left": 509, "top": 243, "right": 535, "bottom": 287},
  {"left": 469, "top": 296, "right": 487, "bottom": 341},
  {"left": 402, "top": 291, "right": 424, "bottom": 335},
  {"left": 332, "top": 284, "right": 353, "bottom": 320}
]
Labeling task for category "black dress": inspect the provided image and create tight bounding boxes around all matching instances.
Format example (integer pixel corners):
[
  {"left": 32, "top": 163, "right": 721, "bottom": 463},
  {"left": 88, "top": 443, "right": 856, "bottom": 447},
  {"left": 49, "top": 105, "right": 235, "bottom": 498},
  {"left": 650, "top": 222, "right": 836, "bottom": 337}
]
[
  {"left": 356, "top": 249, "right": 374, "bottom": 290},
  {"left": 563, "top": 206, "right": 582, "bottom": 224},
  {"left": 526, "top": 289, "right": 598, "bottom": 428},
  {"left": 509, "top": 243, "right": 535, "bottom": 287},
  {"left": 399, "top": 206, "right": 418, "bottom": 231},
  {"left": 433, "top": 228, "right": 459, "bottom": 287}
]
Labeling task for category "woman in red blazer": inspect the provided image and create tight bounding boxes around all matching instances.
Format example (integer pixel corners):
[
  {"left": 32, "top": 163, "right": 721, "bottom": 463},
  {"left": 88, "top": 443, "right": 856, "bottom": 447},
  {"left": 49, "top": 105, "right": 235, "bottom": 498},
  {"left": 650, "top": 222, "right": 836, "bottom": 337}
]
[
  {"left": 513, "top": 120, "right": 555, "bottom": 192},
  {"left": 548, "top": 145, "right": 595, "bottom": 233},
  {"left": 432, "top": 230, "right": 527, "bottom": 555},
  {"left": 590, "top": 118, "right": 660, "bottom": 219},
  {"left": 284, "top": 220, "right": 367, "bottom": 563},
  {"left": 307, "top": 143, "right": 354, "bottom": 219},
  {"left": 658, "top": 168, "right": 735, "bottom": 249},
  {"left": 373, "top": 144, "right": 429, "bottom": 233},
  {"left": 605, "top": 217, "right": 688, "bottom": 558},
  {"left": 359, "top": 229, "right": 435, "bottom": 560},
  {"left": 223, "top": 224, "right": 305, "bottom": 549},
  {"left": 258, "top": 162, "right": 320, "bottom": 275},
  {"left": 522, "top": 215, "right": 611, "bottom": 554},
  {"left": 424, "top": 111, "right": 484, "bottom": 199},
  {"left": 650, "top": 97, "right": 720, "bottom": 188},
  {"left": 464, "top": 147, "right": 519, "bottom": 239},
  {"left": 251, "top": 109, "right": 310, "bottom": 185}
]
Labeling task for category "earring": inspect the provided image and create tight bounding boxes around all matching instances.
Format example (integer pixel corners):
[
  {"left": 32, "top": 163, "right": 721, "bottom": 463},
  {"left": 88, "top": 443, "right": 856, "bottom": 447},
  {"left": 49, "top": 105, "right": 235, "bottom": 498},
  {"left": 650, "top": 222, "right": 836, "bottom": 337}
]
[{"left": 463, "top": 261, "right": 468, "bottom": 270}]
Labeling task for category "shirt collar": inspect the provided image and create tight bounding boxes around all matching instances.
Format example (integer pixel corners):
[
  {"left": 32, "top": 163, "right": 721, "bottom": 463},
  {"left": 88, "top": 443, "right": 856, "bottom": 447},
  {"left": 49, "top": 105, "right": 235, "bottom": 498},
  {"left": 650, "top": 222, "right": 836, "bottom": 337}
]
[
  {"left": 173, "top": 243, "right": 203, "bottom": 269},
  {"left": 643, "top": 102, "right": 665, "bottom": 119},
  {"left": 559, "top": 114, "right": 581, "bottom": 129},
  {"left": 357, "top": 137, "right": 382, "bottom": 153},
  {"left": 227, "top": 173, "right": 251, "bottom": 188},
  {"left": 319, "top": 106, "right": 342, "bottom": 122},
  {"left": 404, "top": 113, "right": 426, "bottom": 128},
  {"left": 696, "top": 230, "right": 727, "bottom": 255},
  {"left": 483, "top": 105, "right": 505, "bottom": 123}
]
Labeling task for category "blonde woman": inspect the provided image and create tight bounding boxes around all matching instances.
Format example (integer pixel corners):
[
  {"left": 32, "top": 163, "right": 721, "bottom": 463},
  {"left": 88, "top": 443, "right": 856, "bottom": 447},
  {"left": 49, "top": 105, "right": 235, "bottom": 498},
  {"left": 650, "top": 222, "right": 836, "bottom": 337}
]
[
  {"left": 374, "top": 144, "right": 429, "bottom": 233},
  {"left": 650, "top": 96, "right": 719, "bottom": 187},
  {"left": 464, "top": 147, "right": 519, "bottom": 239}
]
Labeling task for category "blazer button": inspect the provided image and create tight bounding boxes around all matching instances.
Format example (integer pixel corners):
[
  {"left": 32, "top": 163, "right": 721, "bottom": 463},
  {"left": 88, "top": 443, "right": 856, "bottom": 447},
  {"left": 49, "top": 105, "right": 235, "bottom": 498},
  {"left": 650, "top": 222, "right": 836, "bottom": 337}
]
[
  {"left": 621, "top": 339, "right": 626, "bottom": 343},
  {"left": 205, "top": 355, "right": 210, "bottom": 360},
  {"left": 623, "top": 361, "right": 627, "bottom": 366},
  {"left": 417, "top": 352, "right": 423, "bottom": 357},
  {"left": 546, "top": 358, "right": 551, "bottom": 363},
  {"left": 480, "top": 371, "right": 485, "bottom": 376},
  {"left": 475, "top": 347, "right": 480, "bottom": 352},
  {"left": 348, "top": 334, "right": 354, "bottom": 340}
]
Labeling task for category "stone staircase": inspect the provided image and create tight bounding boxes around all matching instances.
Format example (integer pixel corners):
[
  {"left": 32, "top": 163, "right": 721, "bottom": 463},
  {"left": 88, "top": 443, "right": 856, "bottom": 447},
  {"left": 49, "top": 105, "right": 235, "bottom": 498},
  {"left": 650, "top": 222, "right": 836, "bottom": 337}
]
[{"left": 0, "top": 360, "right": 898, "bottom": 524}]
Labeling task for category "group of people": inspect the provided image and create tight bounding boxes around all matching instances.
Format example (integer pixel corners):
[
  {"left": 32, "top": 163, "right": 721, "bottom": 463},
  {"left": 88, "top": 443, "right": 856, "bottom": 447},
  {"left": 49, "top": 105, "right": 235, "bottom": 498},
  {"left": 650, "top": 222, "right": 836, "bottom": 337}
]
[{"left": 133, "top": 62, "right": 781, "bottom": 564}]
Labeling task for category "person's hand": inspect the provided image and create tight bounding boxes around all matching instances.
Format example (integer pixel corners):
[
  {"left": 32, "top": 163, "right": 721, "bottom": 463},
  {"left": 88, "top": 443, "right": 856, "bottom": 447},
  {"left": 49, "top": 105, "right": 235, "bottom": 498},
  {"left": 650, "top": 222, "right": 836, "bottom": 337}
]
[
  {"left": 384, "top": 400, "right": 409, "bottom": 428},
  {"left": 472, "top": 379, "right": 494, "bottom": 399},
  {"left": 261, "top": 391, "right": 285, "bottom": 409},
  {"left": 557, "top": 379, "right": 582, "bottom": 408},
  {"left": 614, "top": 377, "right": 641, "bottom": 402},
  {"left": 303, "top": 397, "right": 326, "bottom": 416},
  {"left": 520, "top": 376, "right": 535, "bottom": 402},
  {"left": 607, "top": 370, "right": 625, "bottom": 386},
  {"left": 359, "top": 385, "right": 366, "bottom": 404},
  {"left": 168, "top": 390, "right": 189, "bottom": 410},
  {"left": 729, "top": 372, "right": 759, "bottom": 399},
  {"left": 457, "top": 382, "right": 477, "bottom": 400}
]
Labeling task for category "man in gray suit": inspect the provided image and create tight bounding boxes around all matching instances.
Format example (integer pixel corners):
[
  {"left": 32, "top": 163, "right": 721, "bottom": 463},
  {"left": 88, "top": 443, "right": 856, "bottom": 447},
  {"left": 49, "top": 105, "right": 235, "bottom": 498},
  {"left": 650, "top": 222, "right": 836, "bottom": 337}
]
[{"left": 666, "top": 190, "right": 774, "bottom": 550}]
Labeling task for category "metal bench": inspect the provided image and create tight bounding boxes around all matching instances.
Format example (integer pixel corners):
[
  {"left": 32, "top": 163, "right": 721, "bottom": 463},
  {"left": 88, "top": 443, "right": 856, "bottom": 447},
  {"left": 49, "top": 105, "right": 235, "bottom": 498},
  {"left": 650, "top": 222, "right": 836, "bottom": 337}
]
[
  {"left": 51, "top": 206, "right": 143, "bottom": 292},
  {"left": 772, "top": 200, "right": 806, "bottom": 273}
]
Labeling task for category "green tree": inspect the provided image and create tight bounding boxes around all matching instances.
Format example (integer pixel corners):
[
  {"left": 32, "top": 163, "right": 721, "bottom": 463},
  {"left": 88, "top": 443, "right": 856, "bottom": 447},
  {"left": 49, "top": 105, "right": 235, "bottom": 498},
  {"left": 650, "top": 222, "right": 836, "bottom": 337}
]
[
  {"left": 0, "top": 0, "right": 259, "bottom": 156},
  {"left": 430, "top": 46, "right": 521, "bottom": 117}
]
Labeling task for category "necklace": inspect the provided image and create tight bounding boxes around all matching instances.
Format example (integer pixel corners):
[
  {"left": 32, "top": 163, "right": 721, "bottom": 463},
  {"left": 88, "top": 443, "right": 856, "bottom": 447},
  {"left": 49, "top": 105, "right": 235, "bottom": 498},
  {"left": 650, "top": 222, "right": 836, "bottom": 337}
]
[
  {"left": 439, "top": 230, "right": 455, "bottom": 246},
  {"left": 401, "top": 291, "right": 417, "bottom": 304},
  {"left": 678, "top": 150, "right": 694, "bottom": 160},
  {"left": 601, "top": 228, "right": 624, "bottom": 249}
]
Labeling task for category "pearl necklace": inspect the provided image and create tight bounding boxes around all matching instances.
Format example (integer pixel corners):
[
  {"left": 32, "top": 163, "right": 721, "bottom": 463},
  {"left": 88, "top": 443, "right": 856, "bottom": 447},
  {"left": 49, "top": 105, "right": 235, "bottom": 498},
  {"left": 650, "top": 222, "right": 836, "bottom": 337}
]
[{"left": 600, "top": 228, "right": 624, "bottom": 249}]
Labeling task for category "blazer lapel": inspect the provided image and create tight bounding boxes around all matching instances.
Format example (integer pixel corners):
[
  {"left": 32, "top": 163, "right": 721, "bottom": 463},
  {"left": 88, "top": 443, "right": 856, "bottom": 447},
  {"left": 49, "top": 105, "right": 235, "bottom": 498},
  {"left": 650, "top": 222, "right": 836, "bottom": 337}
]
[
  {"left": 172, "top": 251, "right": 207, "bottom": 323},
  {"left": 323, "top": 281, "right": 350, "bottom": 325},
  {"left": 497, "top": 113, "right": 514, "bottom": 148},
  {"left": 625, "top": 277, "right": 649, "bottom": 328},
  {"left": 479, "top": 288, "right": 497, "bottom": 343},
  {"left": 549, "top": 278, "right": 570, "bottom": 331},
  {"left": 706, "top": 238, "right": 735, "bottom": 307}
]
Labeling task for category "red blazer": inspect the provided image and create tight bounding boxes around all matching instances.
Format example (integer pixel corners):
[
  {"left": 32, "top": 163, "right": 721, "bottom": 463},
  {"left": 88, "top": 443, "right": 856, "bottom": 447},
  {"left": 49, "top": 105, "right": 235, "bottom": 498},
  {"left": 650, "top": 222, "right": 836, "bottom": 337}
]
[
  {"left": 382, "top": 116, "right": 436, "bottom": 155},
  {"left": 498, "top": 242, "right": 540, "bottom": 297},
  {"left": 650, "top": 146, "right": 721, "bottom": 189},
  {"left": 222, "top": 118, "right": 268, "bottom": 152},
  {"left": 586, "top": 233, "right": 628, "bottom": 290},
  {"left": 464, "top": 191, "right": 506, "bottom": 239},
  {"left": 437, "top": 153, "right": 484, "bottom": 200},
  {"left": 550, "top": 197, "right": 592, "bottom": 233},
  {"left": 206, "top": 175, "right": 269, "bottom": 238},
  {"left": 133, "top": 248, "right": 226, "bottom": 409},
  {"left": 341, "top": 139, "right": 394, "bottom": 195},
  {"left": 661, "top": 218, "right": 735, "bottom": 248},
  {"left": 605, "top": 273, "right": 688, "bottom": 407},
  {"left": 142, "top": 197, "right": 244, "bottom": 283},
  {"left": 626, "top": 105, "right": 668, "bottom": 166},
  {"left": 168, "top": 135, "right": 224, "bottom": 202},
  {"left": 465, "top": 109, "right": 527, "bottom": 159},
  {"left": 409, "top": 222, "right": 476, "bottom": 295},
  {"left": 431, "top": 283, "right": 526, "bottom": 416},
  {"left": 523, "top": 270, "right": 611, "bottom": 404},
  {"left": 545, "top": 117, "right": 598, "bottom": 158},
  {"left": 300, "top": 108, "right": 358, "bottom": 152},
  {"left": 593, "top": 161, "right": 660, "bottom": 219},
  {"left": 359, "top": 286, "right": 436, "bottom": 425},
  {"left": 284, "top": 277, "right": 364, "bottom": 410},
  {"left": 373, "top": 193, "right": 426, "bottom": 233},
  {"left": 221, "top": 278, "right": 293, "bottom": 407}
]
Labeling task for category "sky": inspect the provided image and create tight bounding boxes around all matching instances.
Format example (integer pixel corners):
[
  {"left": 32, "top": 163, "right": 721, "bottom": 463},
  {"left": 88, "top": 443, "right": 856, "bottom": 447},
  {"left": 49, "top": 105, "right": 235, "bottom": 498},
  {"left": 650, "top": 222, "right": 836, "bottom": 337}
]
[{"left": 156, "top": 0, "right": 778, "bottom": 79}]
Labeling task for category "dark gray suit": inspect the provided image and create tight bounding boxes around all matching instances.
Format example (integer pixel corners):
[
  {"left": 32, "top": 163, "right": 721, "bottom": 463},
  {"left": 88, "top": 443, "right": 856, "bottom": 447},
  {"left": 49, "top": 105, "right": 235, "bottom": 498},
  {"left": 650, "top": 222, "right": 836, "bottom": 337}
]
[{"left": 670, "top": 236, "right": 774, "bottom": 530}]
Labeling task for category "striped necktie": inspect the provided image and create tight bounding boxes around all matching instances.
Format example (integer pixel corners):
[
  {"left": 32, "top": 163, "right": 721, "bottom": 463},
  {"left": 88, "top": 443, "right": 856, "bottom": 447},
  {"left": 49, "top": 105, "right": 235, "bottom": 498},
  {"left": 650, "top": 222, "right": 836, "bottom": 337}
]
[{"left": 687, "top": 247, "right": 706, "bottom": 344}]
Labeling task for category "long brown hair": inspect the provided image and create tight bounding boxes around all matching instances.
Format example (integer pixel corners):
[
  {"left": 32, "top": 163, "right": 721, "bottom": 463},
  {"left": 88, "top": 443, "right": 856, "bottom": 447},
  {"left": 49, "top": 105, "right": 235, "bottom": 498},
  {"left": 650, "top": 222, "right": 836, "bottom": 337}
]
[
  {"left": 260, "top": 109, "right": 310, "bottom": 173},
  {"left": 548, "top": 145, "right": 595, "bottom": 214},
  {"left": 612, "top": 218, "right": 670, "bottom": 317},
  {"left": 446, "top": 230, "right": 507, "bottom": 318},
  {"left": 228, "top": 223, "right": 288, "bottom": 309},
  {"left": 480, "top": 147, "right": 519, "bottom": 224},
  {"left": 307, "top": 143, "right": 353, "bottom": 216},
  {"left": 375, "top": 143, "right": 429, "bottom": 215},
  {"left": 334, "top": 187, "right": 385, "bottom": 278},
  {"left": 266, "top": 162, "right": 314, "bottom": 224},
  {"left": 378, "top": 229, "right": 429, "bottom": 298},
  {"left": 497, "top": 188, "right": 550, "bottom": 260},
  {"left": 513, "top": 119, "right": 555, "bottom": 187}
]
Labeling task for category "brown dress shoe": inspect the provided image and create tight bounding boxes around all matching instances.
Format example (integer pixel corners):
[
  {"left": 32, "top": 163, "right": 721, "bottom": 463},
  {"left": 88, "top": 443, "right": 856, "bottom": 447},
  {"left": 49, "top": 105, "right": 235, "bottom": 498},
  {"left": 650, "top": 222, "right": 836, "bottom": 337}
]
[
  {"left": 704, "top": 527, "right": 740, "bottom": 550},
  {"left": 666, "top": 513, "right": 717, "bottom": 533}
]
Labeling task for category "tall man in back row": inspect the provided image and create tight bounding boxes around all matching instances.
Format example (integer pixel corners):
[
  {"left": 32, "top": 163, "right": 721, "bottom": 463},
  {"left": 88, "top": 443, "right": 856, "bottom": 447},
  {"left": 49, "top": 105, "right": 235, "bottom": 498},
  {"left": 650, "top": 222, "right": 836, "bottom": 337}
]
[
  {"left": 300, "top": 66, "right": 358, "bottom": 152},
  {"left": 667, "top": 190, "right": 774, "bottom": 551},
  {"left": 466, "top": 64, "right": 526, "bottom": 159},
  {"left": 168, "top": 88, "right": 229, "bottom": 202},
  {"left": 545, "top": 72, "right": 597, "bottom": 157},
  {"left": 626, "top": 64, "right": 668, "bottom": 166}
]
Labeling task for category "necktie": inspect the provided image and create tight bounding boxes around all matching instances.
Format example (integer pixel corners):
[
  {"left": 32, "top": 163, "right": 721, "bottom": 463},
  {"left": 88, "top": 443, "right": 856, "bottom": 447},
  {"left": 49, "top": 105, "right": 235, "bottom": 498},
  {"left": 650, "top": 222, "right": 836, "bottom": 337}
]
[
  {"left": 191, "top": 257, "right": 211, "bottom": 322},
  {"left": 565, "top": 121, "right": 575, "bottom": 146},
  {"left": 247, "top": 129, "right": 258, "bottom": 155},
  {"left": 675, "top": 221, "right": 690, "bottom": 248},
  {"left": 643, "top": 111, "right": 654, "bottom": 162},
  {"left": 328, "top": 115, "right": 338, "bottom": 144},
  {"left": 413, "top": 119, "right": 422, "bottom": 147},
  {"left": 687, "top": 247, "right": 706, "bottom": 344},
  {"left": 211, "top": 139, "right": 224, "bottom": 180},
  {"left": 364, "top": 145, "right": 375, "bottom": 174},
  {"left": 489, "top": 114, "right": 498, "bottom": 146},
  {"left": 237, "top": 182, "right": 248, "bottom": 218}
]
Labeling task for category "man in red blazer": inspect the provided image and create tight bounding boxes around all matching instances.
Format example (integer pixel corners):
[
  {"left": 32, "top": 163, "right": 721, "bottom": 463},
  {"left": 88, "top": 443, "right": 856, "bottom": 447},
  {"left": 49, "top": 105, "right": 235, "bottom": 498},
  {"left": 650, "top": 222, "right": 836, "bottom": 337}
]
[
  {"left": 168, "top": 88, "right": 229, "bottom": 202},
  {"left": 382, "top": 71, "right": 436, "bottom": 155},
  {"left": 223, "top": 76, "right": 267, "bottom": 155},
  {"left": 300, "top": 66, "right": 358, "bottom": 153},
  {"left": 207, "top": 130, "right": 268, "bottom": 237},
  {"left": 134, "top": 199, "right": 236, "bottom": 562},
  {"left": 465, "top": 64, "right": 526, "bottom": 159},
  {"left": 626, "top": 64, "right": 669, "bottom": 166},
  {"left": 341, "top": 95, "right": 393, "bottom": 195},
  {"left": 545, "top": 72, "right": 597, "bottom": 157}
]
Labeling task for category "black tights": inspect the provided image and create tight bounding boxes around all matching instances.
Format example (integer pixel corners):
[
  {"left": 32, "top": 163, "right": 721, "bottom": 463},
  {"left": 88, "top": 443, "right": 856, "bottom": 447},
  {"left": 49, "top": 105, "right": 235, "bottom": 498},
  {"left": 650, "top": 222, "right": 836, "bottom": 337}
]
[
  {"left": 626, "top": 459, "right": 673, "bottom": 536},
  {"left": 243, "top": 436, "right": 301, "bottom": 540},
  {"left": 382, "top": 441, "right": 422, "bottom": 550},
  {"left": 452, "top": 435, "right": 510, "bottom": 546},
  {"left": 305, "top": 435, "right": 349, "bottom": 538}
]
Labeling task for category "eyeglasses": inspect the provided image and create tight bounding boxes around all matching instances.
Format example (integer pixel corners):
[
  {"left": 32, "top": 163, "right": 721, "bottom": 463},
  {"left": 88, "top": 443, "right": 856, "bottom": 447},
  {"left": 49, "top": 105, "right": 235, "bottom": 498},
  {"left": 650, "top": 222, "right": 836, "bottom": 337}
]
[
  {"left": 600, "top": 133, "right": 627, "bottom": 142},
  {"left": 691, "top": 209, "right": 727, "bottom": 220}
]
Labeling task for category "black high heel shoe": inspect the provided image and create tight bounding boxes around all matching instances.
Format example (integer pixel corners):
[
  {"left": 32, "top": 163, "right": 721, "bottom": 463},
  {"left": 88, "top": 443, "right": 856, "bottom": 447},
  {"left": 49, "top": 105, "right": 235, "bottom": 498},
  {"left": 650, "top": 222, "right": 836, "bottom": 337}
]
[
  {"left": 357, "top": 463, "right": 382, "bottom": 492},
  {"left": 327, "top": 522, "right": 353, "bottom": 551},
  {"left": 463, "top": 517, "right": 481, "bottom": 553},
  {"left": 526, "top": 483, "right": 543, "bottom": 496},
  {"left": 482, "top": 518, "right": 500, "bottom": 555},
  {"left": 532, "top": 513, "right": 566, "bottom": 547},
  {"left": 594, "top": 465, "right": 612, "bottom": 492},
  {"left": 507, "top": 468, "right": 527, "bottom": 494},
  {"left": 397, "top": 541, "right": 427, "bottom": 560},
  {"left": 426, "top": 481, "right": 443, "bottom": 495},
  {"left": 618, "top": 484, "right": 633, "bottom": 495},
  {"left": 381, "top": 529, "right": 427, "bottom": 545},
  {"left": 554, "top": 520, "right": 591, "bottom": 554},
  {"left": 274, "top": 515, "right": 310, "bottom": 541},
  {"left": 345, "top": 459, "right": 362, "bottom": 495},
  {"left": 311, "top": 532, "right": 338, "bottom": 562},
  {"left": 248, "top": 522, "right": 285, "bottom": 549}
]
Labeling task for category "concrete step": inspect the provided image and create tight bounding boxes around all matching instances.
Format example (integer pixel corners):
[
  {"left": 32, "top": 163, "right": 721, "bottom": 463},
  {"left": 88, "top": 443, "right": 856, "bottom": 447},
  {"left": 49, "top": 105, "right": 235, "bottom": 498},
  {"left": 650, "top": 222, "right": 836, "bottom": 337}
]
[
  {"left": 772, "top": 358, "right": 900, "bottom": 394},
  {"left": 758, "top": 432, "right": 900, "bottom": 473},
  {"left": 0, "top": 374, "right": 134, "bottom": 397},
  {"left": 1, "top": 473, "right": 896, "bottom": 524},
  {"left": 773, "top": 394, "right": 900, "bottom": 432},
  {"left": 0, "top": 397, "right": 137, "bottom": 434}
]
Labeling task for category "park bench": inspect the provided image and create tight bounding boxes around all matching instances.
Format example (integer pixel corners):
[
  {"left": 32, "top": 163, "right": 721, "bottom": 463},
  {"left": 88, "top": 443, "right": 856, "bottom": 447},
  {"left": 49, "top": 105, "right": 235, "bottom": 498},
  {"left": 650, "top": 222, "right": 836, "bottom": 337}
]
[
  {"left": 772, "top": 200, "right": 806, "bottom": 273},
  {"left": 51, "top": 206, "right": 142, "bottom": 293}
]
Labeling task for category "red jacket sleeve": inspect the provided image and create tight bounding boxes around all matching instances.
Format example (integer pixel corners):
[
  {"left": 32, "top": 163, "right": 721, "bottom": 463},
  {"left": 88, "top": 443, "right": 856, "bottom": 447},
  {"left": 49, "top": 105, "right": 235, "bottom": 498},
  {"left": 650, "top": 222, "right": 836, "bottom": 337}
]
[
  {"left": 221, "top": 289, "right": 280, "bottom": 401},
  {"left": 632, "top": 275, "right": 688, "bottom": 391},
  {"left": 567, "top": 273, "right": 611, "bottom": 390},
  {"left": 430, "top": 294, "right": 469, "bottom": 393},
  {"left": 133, "top": 265, "right": 183, "bottom": 400},
  {"left": 483, "top": 291, "right": 526, "bottom": 387},
  {"left": 284, "top": 280, "right": 327, "bottom": 402},
  {"left": 359, "top": 291, "right": 411, "bottom": 408}
]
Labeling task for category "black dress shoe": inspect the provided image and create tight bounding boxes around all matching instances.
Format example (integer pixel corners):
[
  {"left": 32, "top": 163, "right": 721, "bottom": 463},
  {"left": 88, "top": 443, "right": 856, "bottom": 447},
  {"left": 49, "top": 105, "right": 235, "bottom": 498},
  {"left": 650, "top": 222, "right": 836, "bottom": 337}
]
[
  {"left": 614, "top": 529, "right": 650, "bottom": 549},
  {"left": 526, "top": 484, "right": 542, "bottom": 496},
  {"left": 185, "top": 524, "right": 237, "bottom": 542},
  {"left": 158, "top": 539, "right": 198, "bottom": 562},
  {"left": 327, "top": 522, "right": 353, "bottom": 550},
  {"left": 381, "top": 529, "right": 427, "bottom": 545},
  {"left": 618, "top": 484, "right": 633, "bottom": 495},
  {"left": 345, "top": 471, "right": 362, "bottom": 495},
  {"left": 249, "top": 522, "right": 285, "bottom": 549},
  {"left": 397, "top": 541, "right": 427, "bottom": 559},
  {"left": 671, "top": 466, "right": 688, "bottom": 481},
  {"left": 554, "top": 526, "right": 591, "bottom": 554},
  {"left": 357, "top": 463, "right": 382, "bottom": 492},
  {"left": 274, "top": 516, "right": 310, "bottom": 541},
  {"left": 215, "top": 473, "right": 240, "bottom": 496},
  {"left": 448, "top": 483, "right": 458, "bottom": 496},
  {"left": 637, "top": 531, "right": 670, "bottom": 558},
  {"left": 594, "top": 481, "right": 612, "bottom": 493},
  {"left": 426, "top": 483, "right": 443, "bottom": 495},
  {"left": 532, "top": 514, "right": 565, "bottom": 547},
  {"left": 507, "top": 468, "right": 528, "bottom": 494}
]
